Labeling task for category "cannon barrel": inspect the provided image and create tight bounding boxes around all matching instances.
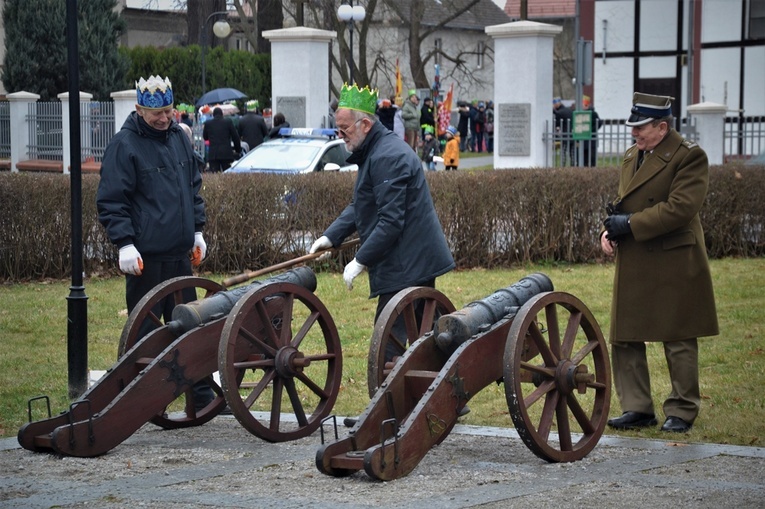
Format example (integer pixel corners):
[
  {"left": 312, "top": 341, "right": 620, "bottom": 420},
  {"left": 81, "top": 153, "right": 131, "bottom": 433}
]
[
  {"left": 167, "top": 266, "right": 317, "bottom": 336},
  {"left": 434, "top": 273, "right": 553, "bottom": 353}
]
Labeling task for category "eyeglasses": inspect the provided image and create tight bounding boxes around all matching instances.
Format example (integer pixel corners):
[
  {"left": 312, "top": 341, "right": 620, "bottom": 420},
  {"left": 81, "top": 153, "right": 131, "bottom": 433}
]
[{"left": 335, "top": 118, "right": 364, "bottom": 138}]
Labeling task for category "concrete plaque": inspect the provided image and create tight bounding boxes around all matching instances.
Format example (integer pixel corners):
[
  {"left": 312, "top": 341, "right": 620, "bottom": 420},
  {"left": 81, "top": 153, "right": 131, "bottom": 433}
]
[
  {"left": 276, "top": 96, "right": 306, "bottom": 128},
  {"left": 497, "top": 103, "right": 531, "bottom": 156}
]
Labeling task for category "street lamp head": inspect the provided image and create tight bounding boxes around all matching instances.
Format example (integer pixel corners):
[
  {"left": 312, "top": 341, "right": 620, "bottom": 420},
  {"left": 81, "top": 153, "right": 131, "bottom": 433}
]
[
  {"left": 351, "top": 5, "right": 366, "bottom": 21},
  {"left": 337, "top": 4, "right": 353, "bottom": 21},
  {"left": 213, "top": 20, "right": 231, "bottom": 38}
]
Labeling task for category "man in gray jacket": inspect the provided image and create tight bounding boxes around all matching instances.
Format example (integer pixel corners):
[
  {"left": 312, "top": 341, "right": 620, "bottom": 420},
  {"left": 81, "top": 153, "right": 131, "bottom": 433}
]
[
  {"left": 310, "top": 84, "right": 454, "bottom": 347},
  {"left": 401, "top": 90, "right": 421, "bottom": 151}
]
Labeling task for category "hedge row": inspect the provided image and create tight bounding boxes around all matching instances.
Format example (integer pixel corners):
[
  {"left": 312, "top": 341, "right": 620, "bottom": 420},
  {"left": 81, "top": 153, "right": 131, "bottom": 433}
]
[{"left": 0, "top": 165, "right": 763, "bottom": 281}]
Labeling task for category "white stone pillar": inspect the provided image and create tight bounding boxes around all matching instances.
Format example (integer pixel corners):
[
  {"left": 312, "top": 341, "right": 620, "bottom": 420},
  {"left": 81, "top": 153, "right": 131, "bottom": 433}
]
[
  {"left": 486, "top": 21, "right": 562, "bottom": 169},
  {"left": 263, "top": 27, "right": 336, "bottom": 129},
  {"left": 111, "top": 89, "right": 137, "bottom": 134},
  {"left": 687, "top": 102, "right": 727, "bottom": 165},
  {"left": 7, "top": 91, "right": 40, "bottom": 172},
  {"left": 58, "top": 91, "right": 93, "bottom": 175}
]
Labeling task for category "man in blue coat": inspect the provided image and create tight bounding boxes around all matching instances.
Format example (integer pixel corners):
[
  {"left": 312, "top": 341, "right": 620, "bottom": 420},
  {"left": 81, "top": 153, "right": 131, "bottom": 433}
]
[
  {"left": 309, "top": 84, "right": 455, "bottom": 345},
  {"left": 97, "top": 75, "right": 213, "bottom": 411}
]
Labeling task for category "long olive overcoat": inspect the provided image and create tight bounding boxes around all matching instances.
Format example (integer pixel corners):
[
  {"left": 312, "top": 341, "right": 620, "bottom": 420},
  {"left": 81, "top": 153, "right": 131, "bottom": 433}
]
[{"left": 609, "top": 129, "right": 719, "bottom": 342}]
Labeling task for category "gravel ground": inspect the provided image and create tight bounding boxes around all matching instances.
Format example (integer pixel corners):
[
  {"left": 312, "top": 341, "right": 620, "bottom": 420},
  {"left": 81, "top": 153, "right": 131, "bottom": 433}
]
[{"left": 3, "top": 415, "right": 765, "bottom": 508}]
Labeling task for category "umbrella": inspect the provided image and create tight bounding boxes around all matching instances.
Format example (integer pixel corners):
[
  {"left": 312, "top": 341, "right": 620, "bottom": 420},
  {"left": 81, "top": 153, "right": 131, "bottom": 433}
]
[{"left": 195, "top": 88, "right": 248, "bottom": 107}]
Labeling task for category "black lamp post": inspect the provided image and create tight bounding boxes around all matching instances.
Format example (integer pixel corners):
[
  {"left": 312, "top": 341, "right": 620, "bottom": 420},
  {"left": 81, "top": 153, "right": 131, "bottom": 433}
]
[
  {"left": 337, "top": 1, "right": 366, "bottom": 85},
  {"left": 201, "top": 11, "right": 232, "bottom": 96}
]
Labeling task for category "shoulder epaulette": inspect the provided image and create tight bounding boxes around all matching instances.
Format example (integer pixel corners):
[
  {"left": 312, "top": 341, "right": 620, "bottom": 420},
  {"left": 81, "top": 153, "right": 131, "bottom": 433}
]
[{"left": 682, "top": 139, "right": 698, "bottom": 149}]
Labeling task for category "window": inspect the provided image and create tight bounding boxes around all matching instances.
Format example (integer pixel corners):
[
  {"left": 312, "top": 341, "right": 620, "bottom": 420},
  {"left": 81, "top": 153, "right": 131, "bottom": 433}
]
[
  {"left": 435, "top": 38, "right": 442, "bottom": 65},
  {"left": 750, "top": 0, "right": 765, "bottom": 39},
  {"left": 477, "top": 42, "right": 484, "bottom": 69}
]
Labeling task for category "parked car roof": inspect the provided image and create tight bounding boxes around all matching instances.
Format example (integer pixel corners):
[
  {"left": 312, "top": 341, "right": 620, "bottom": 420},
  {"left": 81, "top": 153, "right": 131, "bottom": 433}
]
[{"left": 224, "top": 128, "right": 357, "bottom": 174}]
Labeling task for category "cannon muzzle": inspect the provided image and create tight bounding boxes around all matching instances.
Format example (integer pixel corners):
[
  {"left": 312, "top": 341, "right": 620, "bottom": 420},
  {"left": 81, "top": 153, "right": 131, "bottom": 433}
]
[
  {"left": 167, "top": 266, "right": 317, "bottom": 336},
  {"left": 434, "top": 273, "right": 553, "bottom": 353}
]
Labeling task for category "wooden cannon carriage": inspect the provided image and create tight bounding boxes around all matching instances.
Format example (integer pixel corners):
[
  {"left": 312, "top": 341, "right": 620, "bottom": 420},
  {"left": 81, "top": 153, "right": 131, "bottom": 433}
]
[
  {"left": 18, "top": 266, "right": 343, "bottom": 457},
  {"left": 317, "top": 273, "right": 611, "bottom": 481}
]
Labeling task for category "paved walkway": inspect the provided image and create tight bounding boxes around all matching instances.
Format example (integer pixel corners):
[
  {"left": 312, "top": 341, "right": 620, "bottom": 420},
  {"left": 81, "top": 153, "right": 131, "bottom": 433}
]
[{"left": 2, "top": 413, "right": 764, "bottom": 508}]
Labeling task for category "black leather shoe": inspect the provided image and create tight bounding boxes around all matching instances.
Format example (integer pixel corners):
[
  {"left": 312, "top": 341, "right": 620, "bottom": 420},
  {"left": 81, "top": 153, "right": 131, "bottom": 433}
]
[
  {"left": 607, "top": 411, "right": 658, "bottom": 429},
  {"left": 661, "top": 416, "right": 692, "bottom": 432}
]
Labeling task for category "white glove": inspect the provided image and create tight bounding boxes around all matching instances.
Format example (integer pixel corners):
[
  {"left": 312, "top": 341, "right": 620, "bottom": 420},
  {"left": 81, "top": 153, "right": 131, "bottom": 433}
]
[
  {"left": 343, "top": 258, "right": 366, "bottom": 290},
  {"left": 118, "top": 244, "right": 143, "bottom": 275},
  {"left": 192, "top": 232, "right": 207, "bottom": 264},
  {"left": 309, "top": 235, "right": 332, "bottom": 254}
]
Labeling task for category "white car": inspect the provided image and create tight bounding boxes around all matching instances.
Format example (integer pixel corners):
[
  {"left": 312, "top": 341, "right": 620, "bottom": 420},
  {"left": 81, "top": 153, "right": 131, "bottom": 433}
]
[{"left": 224, "top": 128, "right": 357, "bottom": 174}]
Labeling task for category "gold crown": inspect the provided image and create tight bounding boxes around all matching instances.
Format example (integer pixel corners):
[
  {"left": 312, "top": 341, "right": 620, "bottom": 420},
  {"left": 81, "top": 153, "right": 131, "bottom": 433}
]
[{"left": 338, "top": 83, "right": 378, "bottom": 115}]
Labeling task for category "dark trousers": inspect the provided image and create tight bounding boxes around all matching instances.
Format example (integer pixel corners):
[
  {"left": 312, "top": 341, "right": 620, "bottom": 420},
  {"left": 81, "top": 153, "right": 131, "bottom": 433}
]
[
  {"left": 374, "top": 278, "right": 436, "bottom": 362},
  {"left": 582, "top": 140, "right": 598, "bottom": 167},
  {"left": 207, "top": 159, "right": 233, "bottom": 172},
  {"left": 611, "top": 338, "right": 700, "bottom": 423},
  {"left": 125, "top": 256, "right": 213, "bottom": 406}
]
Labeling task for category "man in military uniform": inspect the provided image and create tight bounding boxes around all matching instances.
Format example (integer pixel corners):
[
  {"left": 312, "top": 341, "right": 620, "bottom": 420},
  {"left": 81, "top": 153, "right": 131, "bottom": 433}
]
[{"left": 601, "top": 92, "right": 718, "bottom": 433}]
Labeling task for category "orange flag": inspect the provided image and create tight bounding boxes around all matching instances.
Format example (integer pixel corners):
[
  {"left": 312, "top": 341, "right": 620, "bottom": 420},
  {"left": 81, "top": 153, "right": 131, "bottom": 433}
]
[{"left": 395, "top": 59, "right": 403, "bottom": 103}]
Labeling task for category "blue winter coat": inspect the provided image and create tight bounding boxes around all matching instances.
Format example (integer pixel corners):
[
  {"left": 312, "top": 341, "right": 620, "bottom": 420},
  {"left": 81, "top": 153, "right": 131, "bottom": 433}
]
[
  {"left": 97, "top": 112, "right": 205, "bottom": 260},
  {"left": 323, "top": 120, "right": 455, "bottom": 297}
]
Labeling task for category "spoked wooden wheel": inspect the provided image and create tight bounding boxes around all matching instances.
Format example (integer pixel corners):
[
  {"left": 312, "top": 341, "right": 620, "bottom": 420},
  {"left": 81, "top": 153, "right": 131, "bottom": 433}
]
[
  {"left": 367, "top": 287, "right": 456, "bottom": 398},
  {"left": 219, "top": 282, "right": 342, "bottom": 442},
  {"left": 117, "top": 276, "right": 226, "bottom": 429},
  {"left": 504, "top": 292, "right": 610, "bottom": 463}
]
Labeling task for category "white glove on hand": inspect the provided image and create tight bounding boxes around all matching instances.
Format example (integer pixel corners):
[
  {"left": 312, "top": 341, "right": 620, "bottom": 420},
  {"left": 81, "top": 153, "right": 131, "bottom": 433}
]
[
  {"left": 343, "top": 258, "right": 366, "bottom": 290},
  {"left": 309, "top": 235, "right": 334, "bottom": 261},
  {"left": 119, "top": 244, "right": 143, "bottom": 275},
  {"left": 193, "top": 232, "right": 207, "bottom": 263},
  {"left": 309, "top": 235, "right": 332, "bottom": 254}
]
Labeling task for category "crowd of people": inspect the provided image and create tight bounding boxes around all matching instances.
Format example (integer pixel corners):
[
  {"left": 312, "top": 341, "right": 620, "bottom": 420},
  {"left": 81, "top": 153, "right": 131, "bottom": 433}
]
[
  {"left": 174, "top": 99, "right": 279, "bottom": 173},
  {"left": 367, "top": 90, "right": 495, "bottom": 171}
]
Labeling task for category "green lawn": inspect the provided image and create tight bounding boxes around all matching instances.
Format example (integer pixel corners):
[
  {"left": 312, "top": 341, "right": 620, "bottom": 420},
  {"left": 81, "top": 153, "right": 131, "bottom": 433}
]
[{"left": 1, "top": 258, "right": 763, "bottom": 448}]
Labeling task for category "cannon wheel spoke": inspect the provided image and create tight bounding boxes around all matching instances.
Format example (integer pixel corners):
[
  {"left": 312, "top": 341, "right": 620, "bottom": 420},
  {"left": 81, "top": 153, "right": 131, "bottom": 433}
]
[
  {"left": 117, "top": 276, "right": 226, "bottom": 429},
  {"left": 367, "top": 287, "right": 456, "bottom": 398},
  {"left": 504, "top": 291, "right": 611, "bottom": 463},
  {"left": 219, "top": 282, "right": 342, "bottom": 442}
]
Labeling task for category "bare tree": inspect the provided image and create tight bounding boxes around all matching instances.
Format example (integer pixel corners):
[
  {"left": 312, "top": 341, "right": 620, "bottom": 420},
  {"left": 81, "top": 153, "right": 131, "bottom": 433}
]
[
  {"left": 187, "top": 0, "right": 228, "bottom": 47},
  {"left": 383, "top": 0, "right": 482, "bottom": 90}
]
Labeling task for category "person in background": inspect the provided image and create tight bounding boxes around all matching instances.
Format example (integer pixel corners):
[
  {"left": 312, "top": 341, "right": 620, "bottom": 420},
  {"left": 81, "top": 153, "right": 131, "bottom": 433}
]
[
  {"left": 581, "top": 95, "right": 603, "bottom": 167},
  {"left": 96, "top": 75, "right": 213, "bottom": 412},
  {"left": 308, "top": 83, "right": 454, "bottom": 365},
  {"left": 471, "top": 101, "right": 486, "bottom": 153},
  {"left": 485, "top": 101, "right": 495, "bottom": 153},
  {"left": 602, "top": 92, "right": 718, "bottom": 434},
  {"left": 420, "top": 124, "right": 440, "bottom": 171},
  {"left": 401, "top": 90, "right": 421, "bottom": 151},
  {"left": 376, "top": 97, "right": 396, "bottom": 132},
  {"left": 268, "top": 112, "right": 290, "bottom": 139},
  {"left": 457, "top": 101, "right": 470, "bottom": 152},
  {"left": 443, "top": 126, "right": 460, "bottom": 170},
  {"left": 203, "top": 106, "right": 241, "bottom": 172},
  {"left": 237, "top": 99, "right": 268, "bottom": 153},
  {"left": 420, "top": 97, "right": 436, "bottom": 140},
  {"left": 553, "top": 97, "right": 574, "bottom": 166},
  {"left": 393, "top": 96, "right": 406, "bottom": 140},
  {"left": 328, "top": 97, "right": 339, "bottom": 128}
]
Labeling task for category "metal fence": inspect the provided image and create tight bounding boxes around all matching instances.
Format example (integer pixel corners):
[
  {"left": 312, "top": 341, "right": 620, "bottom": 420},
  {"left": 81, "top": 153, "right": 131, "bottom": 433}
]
[
  {"left": 545, "top": 117, "right": 699, "bottom": 168},
  {"left": 0, "top": 102, "right": 9, "bottom": 160},
  {"left": 80, "top": 101, "right": 115, "bottom": 162},
  {"left": 27, "top": 102, "right": 63, "bottom": 160},
  {"left": 724, "top": 115, "right": 764, "bottom": 162}
]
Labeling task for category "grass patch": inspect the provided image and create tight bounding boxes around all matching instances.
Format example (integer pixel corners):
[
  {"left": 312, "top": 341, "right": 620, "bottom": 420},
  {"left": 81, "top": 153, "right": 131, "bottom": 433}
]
[{"left": 1, "top": 258, "right": 763, "bottom": 447}]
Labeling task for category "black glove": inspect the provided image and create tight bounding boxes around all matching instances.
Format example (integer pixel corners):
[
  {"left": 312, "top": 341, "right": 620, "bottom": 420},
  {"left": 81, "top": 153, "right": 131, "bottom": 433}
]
[{"left": 604, "top": 213, "right": 632, "bottom": 240}]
